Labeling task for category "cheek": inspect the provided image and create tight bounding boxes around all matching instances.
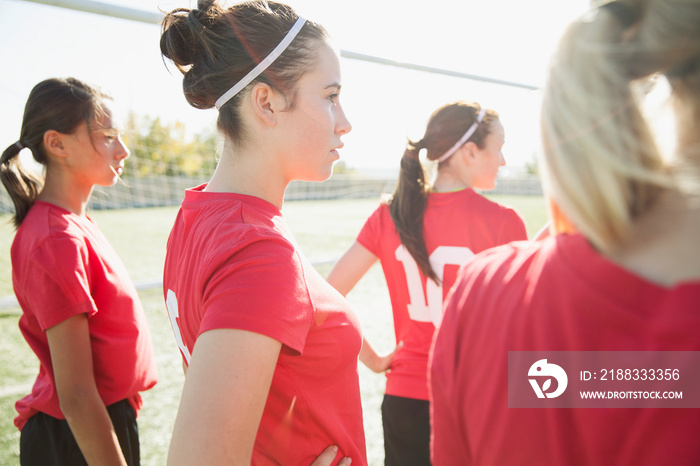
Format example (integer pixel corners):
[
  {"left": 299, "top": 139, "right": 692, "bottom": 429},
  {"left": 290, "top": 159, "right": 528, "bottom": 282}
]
[{"left": 297, "top": 109, "right": 330, "bottom": 141}]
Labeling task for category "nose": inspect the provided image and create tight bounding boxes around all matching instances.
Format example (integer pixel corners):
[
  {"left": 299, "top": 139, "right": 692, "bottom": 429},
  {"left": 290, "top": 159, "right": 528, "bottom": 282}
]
[
  {"left": 499, "top": 151, "right": 506, "bottom": 166},
  {"left": 336, "top": 106, "right": 352, "bottom": 136},
  {"left": 118, "top": 136, "right": 130, "bottom": 160}
]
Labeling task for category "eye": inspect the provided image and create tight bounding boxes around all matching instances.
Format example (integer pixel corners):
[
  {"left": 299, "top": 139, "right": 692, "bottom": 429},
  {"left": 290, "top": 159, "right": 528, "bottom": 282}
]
[
  {"left": 102, "top": 130, "right": 120, "bottom": 142},
  {"left": 328, "top": 92, "right": 338, "bottom": 103}
]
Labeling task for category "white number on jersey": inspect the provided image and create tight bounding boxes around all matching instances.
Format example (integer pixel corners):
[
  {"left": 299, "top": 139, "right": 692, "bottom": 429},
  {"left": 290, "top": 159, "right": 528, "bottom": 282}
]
[
  {"left": 165, "top": 289, "right": 191, "bottom": 365},
  {"left": 395, "top": 245, "right": 474, "bottom": 326}
]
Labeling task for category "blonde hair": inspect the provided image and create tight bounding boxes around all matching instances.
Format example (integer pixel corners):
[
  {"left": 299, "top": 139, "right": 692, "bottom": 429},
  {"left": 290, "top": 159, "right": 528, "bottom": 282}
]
[{"left": 540, "top": 0, "right": 700, "bottom": 252}]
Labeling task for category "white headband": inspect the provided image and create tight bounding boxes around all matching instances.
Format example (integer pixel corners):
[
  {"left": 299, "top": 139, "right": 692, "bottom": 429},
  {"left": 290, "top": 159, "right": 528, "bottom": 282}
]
[
  {"left": 436, "top": 108, "right": 486, "bottom": 163},
  {"left": 215, "top": 17, "right": 307, "bottom": 110}
]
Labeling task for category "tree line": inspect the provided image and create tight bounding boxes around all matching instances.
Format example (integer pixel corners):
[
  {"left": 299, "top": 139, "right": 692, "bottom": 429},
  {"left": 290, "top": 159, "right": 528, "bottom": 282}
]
[{"left": 122, "top": 113, "right": 218, "bottom": 178}]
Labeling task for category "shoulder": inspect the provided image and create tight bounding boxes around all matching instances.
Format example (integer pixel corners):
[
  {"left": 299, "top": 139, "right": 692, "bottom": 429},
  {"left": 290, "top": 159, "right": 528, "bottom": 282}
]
[
  {"left": 455, "top": 238, "right": 549, "bottom": 296},
  {"left": 473, "top": 194, "right": 525, "bottom": 222},
  {"left": 173, "top": 193, "right": 294, "bottom": 254},
  {"left": 470, "top": 194, "right": 528, "bottom": 241},
  {"left": 13, "top": 203, "right": 87, "bottom": 257},
  {"left": 358, "top": 201, "right": 392, "bottom": 236},
  {"left": 369, "top": 201, "right": 391, "bottom": 221}
]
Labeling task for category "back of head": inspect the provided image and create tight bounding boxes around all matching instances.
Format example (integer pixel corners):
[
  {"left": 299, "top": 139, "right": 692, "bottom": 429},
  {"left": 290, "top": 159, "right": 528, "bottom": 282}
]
[
  {"left": 159, "top": 0, "right": 328, "bottom": 146},
  {"left": 420, "top": 101, "right": 499, "bottom": 161},
  {"left": 0, "top": 77, "right": 109, "bottom": 227},
  {"left": 390, "top": 101, "right": 500, "bottom": 284},
  {"left": 541, "top": 0, "right": 700, "bottom": 251}
]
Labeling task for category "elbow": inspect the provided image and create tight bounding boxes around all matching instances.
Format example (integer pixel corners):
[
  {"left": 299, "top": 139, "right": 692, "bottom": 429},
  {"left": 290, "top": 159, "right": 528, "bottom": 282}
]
[{"left": 57, "top": 386, "right": 96, "bottom": 421}]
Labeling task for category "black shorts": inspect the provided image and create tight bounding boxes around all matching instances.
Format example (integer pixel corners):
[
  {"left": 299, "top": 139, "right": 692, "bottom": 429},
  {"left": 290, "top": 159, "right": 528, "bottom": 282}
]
[
  {"left": 381, "top": 394, "right": 431, "bottom": 466},
  {"left": 19, "top": 399, "right": 139, "bottom": 466}
]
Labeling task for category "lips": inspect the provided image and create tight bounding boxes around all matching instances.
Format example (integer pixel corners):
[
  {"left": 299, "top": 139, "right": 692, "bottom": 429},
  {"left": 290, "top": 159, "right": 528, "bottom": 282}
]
[{"left": 331, "top": 141, "right": 344, "bottom": 157}]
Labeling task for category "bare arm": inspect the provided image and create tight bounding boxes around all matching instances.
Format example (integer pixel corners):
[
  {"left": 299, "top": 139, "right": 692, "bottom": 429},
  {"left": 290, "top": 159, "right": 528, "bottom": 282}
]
[
  {"left": 326, "top": 241, "right": 377, "bottom": 296},
  {"left": 360, "top": 337, "right": 403, "bottom": 373},
  {"left": 168, "top": 329, "right": 354, "bottom": 465},
  {"left": 327, "top": 241, "right": 400, "bottom": 373},
  {"left": 167, "top": 328, "right": 281, "bottom": 465},
  {"left": 47, "top": 313, "right": 127, "bottom": 466}
]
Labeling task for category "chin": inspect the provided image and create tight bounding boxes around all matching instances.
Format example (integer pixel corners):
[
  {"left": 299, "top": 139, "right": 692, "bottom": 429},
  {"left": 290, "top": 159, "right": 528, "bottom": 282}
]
[
  {"left": 100, "top": 176, "right": 119, "bottom": 187},
  {"left": 474, "top": 182, "right": 496, "bottom": 191},
  {"left": 312, "top": 164, "right": 335, "bottom": 182},
  {"left": 322, "top": 165, "right": 334, "bottom": 181}
]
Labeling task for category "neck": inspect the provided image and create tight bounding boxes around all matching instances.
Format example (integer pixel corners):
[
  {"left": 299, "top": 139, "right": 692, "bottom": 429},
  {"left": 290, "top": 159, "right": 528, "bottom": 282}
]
[
  {"left": 205, "top": 140, "right": 288, "bottom": 209},
  {"left": 608, "top": 188, "right": 700, "bottom": 286},
  {"left": 37, "top": 169, "right": 93, "bottom": 217},
  {"left": 431, "top": 169, "right": 471, "bottom": 193}
]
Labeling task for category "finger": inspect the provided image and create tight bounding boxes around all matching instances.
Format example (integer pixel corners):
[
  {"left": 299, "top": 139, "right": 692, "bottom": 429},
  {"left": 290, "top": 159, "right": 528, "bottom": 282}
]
[
  {"left": 389, "top": 340, "right": 404, "bottom": 357},
  {"left": 309, "top": 445, "right": 339, "bottom": 466}
]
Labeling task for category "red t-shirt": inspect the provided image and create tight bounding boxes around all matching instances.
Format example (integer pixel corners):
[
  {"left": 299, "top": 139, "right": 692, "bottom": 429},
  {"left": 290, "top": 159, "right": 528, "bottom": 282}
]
[
  {"left": 11, "top": 201, "right": 158, "bottom": 430},
  {"left": 357, "top": 189, "right": 527, "bottom": 400},
  {"left": 430, "top": 234, "right": 700, "bottom": 465},
  {"left": 163, "top": 185, "right": 367, "bottom": 466}
]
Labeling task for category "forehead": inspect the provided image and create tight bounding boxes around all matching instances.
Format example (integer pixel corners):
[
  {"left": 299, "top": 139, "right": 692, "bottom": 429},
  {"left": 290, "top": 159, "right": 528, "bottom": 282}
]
[
  {"left": 298, "top": 42, "right": 341, "bottom": 87},
  {"left": 487, "top": 120, "right": 505, "bottom": 142},
  {"left": 91, "top": 100, "right": 120, "bottom": 130}
]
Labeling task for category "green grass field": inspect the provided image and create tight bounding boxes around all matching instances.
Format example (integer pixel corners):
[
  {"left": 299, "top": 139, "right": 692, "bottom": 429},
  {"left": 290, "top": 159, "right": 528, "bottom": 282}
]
[{"left": 0, "top": 195, "right": 547, "bottom": 465}]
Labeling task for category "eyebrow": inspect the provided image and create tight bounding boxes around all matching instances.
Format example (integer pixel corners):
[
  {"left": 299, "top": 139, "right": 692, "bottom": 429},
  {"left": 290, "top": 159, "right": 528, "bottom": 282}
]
[
  {"left": 325, "top": 83, "right": 342, "bottom": 91},
  {"left": 94, "top": 128, "right": 120, "bottom": 136}
]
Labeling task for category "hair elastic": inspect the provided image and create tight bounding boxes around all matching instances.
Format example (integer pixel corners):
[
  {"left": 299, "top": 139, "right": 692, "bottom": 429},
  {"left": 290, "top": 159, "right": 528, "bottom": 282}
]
[
  {"left": 15, "top": 141, "right": 24, "bottom": 150},
  {"left": 215, "top": 16, "right": 307, "bottom": 110},
  {"left": 436, "top": 108, "right": 486, "bottom": 163}
]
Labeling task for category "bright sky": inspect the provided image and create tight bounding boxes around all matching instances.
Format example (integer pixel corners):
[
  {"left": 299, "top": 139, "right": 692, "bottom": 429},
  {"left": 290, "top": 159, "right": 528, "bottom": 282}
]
[{"left": 0, "top": 0, "right": 590, "bottom": 173}]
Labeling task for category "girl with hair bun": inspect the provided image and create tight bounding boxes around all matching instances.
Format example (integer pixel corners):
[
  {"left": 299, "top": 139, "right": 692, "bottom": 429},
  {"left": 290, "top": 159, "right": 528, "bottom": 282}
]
[
  {"left": 1, "top": 77, "right": 157, "bottom": 465},
  {"left": 327, "top": 100, "right": 527, "bottom": 466},
  {"left": 160, "top": 1, "right": 362, "bottom": 464},
  {"left": 431, "top": 0, "right": 700, "bottom": 464}
]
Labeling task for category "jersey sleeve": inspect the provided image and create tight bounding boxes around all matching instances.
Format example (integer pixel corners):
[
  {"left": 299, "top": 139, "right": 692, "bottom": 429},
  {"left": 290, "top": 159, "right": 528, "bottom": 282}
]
[
  {"left": 356, "top": 204, "right": 386, "bottom": 256},
  {"left": 199, "top": 234, "right": 313, "bottom": 355},
  {"left": 23, "top": 235, "right": 98, "bottom": 330},
  {"left": 497, "top": 208, "right": 528, "bottom": 244}
]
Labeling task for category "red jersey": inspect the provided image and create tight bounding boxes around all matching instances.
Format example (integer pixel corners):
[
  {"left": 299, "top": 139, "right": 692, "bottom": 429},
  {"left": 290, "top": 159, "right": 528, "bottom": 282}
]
[
  {"left": 163, "top": 185, "right": 367, "bottom": 466},
  {"left": 11, "top": 201, "right": 157, "bottom": 430},
  {"left": 430, "top": 234, "right": 700, "bottom": 465},
  {"left": 357, "top": 189, "right": 527, "bottom": 400}
]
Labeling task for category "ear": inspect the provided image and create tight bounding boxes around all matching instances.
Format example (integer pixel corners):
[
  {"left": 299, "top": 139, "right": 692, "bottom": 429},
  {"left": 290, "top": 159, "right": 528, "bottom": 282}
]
[
  {"left": 43, "top": 130, "right": 69, "bottom": 158},
  {"left": 249, "top": 82, "right": 285, "bottom": 127},
  {"left": 458, "top": 141, "right": 479, "bottom": 165}
]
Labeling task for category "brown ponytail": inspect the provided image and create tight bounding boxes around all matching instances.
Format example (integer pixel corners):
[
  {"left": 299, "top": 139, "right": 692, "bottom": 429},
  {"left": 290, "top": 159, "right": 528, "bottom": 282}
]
[
  {"left": 0, "top": 143, "right": 42, "bottom": 228},
  {"left": 390, "top": 140, "right": 435, "bottom": 282}
]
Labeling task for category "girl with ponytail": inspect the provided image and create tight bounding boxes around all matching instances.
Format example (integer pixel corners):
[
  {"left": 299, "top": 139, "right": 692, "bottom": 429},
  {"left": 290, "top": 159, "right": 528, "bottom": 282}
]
[
  {"left": 431, "top": 1, "right": 700, "bottom": 464},
  {"left": 2, "top": 77, "right": 157, "bottom": 465},
  {"left": 327, "top": 100, "right": 527, "bottom": 466}
]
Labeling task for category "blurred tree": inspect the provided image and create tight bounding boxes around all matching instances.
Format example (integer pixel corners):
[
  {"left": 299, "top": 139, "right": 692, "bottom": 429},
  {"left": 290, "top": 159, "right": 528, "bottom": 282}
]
[
  {"left": 122, "top": 113, "right": 218, "bottom": 178},
  {"left": 332, "top": 160, "right": 355, "bottom": 175}
]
